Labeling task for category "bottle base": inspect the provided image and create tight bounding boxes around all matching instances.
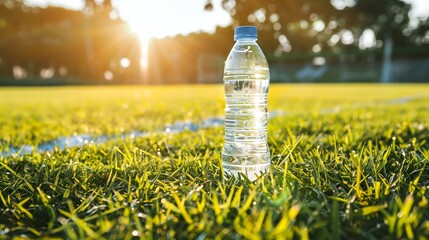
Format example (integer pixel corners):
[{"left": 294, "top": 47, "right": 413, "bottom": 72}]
[{"left": 222, "top": 162, "right": 270, "bottom": 181}]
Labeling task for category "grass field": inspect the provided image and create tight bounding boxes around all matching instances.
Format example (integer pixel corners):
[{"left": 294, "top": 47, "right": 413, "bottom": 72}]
[{"left": 0, "top": 84, "right": 428, "bottom": 239}]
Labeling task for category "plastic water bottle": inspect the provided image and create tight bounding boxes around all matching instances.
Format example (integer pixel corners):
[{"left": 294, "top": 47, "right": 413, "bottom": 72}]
[{"left": 222, "top": 26, "right": 270, "bottom": 180}]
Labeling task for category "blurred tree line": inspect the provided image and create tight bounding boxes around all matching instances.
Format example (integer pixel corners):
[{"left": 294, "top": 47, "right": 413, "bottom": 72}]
[
  {"left": 0, "top": 0, "right": 140, "bottom": 85},
  {"left": 1, "top": 0, "right": 429, "bottom": 85},
  {"left": 148, "top": 0, "right": 429, "bottom": 83}
]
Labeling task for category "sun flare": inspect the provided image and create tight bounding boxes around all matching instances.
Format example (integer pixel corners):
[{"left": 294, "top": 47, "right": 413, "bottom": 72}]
[
  {"left": 127, "top": 21, "right": 151, "bottom": 71},
  {"left": 122, "top": 4, "right": 162, "bottom": 81}
]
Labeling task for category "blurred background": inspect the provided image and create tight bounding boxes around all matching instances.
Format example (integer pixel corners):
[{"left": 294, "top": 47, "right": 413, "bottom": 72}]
[{"left": 0, "top": 0, "right": 428, "bottom": 85}]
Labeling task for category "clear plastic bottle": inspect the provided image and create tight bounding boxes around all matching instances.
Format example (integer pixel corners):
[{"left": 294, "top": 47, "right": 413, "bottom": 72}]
[{"left": 222, "top": 26, "right": 270, "bottom": 180}]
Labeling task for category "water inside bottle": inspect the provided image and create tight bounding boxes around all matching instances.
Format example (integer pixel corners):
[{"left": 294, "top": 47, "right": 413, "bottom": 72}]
[{"left": 222, "top": 76, "right": 270, "bottom": 180}]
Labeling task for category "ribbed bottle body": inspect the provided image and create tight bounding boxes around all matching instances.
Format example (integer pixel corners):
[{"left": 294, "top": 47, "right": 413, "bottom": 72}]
[{"left": 222, "top": 39, "right": 270, "bottom": 180}]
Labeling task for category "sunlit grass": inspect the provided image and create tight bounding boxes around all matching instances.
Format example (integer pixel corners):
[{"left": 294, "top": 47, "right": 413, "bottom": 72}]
[{"left": 0, "top": 84, "right": 428, "bottom": 239}]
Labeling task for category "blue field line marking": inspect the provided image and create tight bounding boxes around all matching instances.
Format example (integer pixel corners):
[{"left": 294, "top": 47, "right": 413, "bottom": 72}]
[
  {"left": 1, "top": 94, "right": 427, "bottom": 157},
  {"left": 0, "top": 111, "right": 289, "bottom": 157},
  {"left": 0, "top": 117, "right": 225, "bottom": 157}
]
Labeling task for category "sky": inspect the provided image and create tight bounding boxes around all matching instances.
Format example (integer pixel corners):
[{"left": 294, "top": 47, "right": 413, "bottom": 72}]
[
  {"left": 24, "top": 0, "right": 429, "bottom": 39},
  {"left": 24, "top": 0, "right": 232, "bottom": 39}
]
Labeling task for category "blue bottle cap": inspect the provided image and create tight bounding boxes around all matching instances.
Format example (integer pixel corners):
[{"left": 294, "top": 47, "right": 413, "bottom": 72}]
[{"left": 234, "top": 26, "right": 258, "bottom": 40}]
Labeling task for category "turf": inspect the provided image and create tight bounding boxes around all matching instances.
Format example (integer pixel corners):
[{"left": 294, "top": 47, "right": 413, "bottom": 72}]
[{"left": 0, "top": 84, "right": 428, "bottom": 239}]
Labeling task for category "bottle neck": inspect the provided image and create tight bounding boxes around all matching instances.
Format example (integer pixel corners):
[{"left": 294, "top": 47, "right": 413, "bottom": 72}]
[{"left": 235, "top": 38, "right": 257, "bottom": 43}]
